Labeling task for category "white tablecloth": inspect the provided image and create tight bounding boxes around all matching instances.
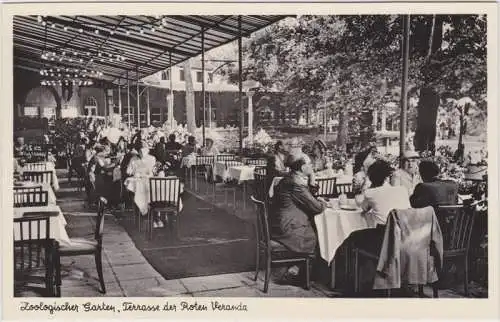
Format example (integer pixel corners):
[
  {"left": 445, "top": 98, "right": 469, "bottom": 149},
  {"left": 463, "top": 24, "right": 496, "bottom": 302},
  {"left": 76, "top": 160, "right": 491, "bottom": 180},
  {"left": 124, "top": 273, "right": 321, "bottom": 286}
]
[
  {"left": 213, "top": 161, "right": 244, "bottom": 182},
  {"left": 21, "top": 162, "right": 59, "bottom": 191},
  {"left": 227, "top": 165, "right": 256, "bottom": 183},
  {"left": 14, "top": 204, "right": 71, "bottom": 246},
  {"left": 14, "top": 181, "right": 57, "bottom": 204},
  {"left": 314, "top": 206, "right": 376, "bottom": 265},
  {"left": 124, "top": 176, "right": 184, "bottom": 215}
]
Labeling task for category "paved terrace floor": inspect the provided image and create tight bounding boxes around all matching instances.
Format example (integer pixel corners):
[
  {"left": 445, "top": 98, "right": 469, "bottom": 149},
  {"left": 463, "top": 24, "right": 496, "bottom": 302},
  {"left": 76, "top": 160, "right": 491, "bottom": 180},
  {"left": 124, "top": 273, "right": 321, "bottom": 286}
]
[{"left": 45, "top": 169, "right": 485, "bottom": 298}]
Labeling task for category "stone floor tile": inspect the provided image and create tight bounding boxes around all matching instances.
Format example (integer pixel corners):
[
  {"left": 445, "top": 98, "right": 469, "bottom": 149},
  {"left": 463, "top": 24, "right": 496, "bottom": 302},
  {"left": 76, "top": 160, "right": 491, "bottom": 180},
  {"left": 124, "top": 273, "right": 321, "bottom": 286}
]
[
  {"left": 193, "top": 285, "right": 263, "bottom": 297},
  {"left": 112, "top": 263, "right": 163, "bottom": 281},
  {"left": 105, "top": 251, "right": 148, "bottom": 267},
  {"left": 61, "top": 281, "right": 124, "bottom": 297},
  {"left": 121, "top": 277, "right": 188, "bottom": 297},
  {"left": 179, "top": 273, "right": 247, "bottom": 293}
]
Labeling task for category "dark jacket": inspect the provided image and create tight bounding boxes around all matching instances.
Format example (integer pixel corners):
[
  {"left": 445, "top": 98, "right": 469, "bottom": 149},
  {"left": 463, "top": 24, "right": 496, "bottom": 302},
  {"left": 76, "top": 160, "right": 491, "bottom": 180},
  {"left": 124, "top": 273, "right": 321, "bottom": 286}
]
[
  {"left": 410, "top": 179, "right": 458, "bottom": 210},
  {"left": 270, "top": 174, "right": 325, "bottom": 254},
  {"left": 154, "top": 142, "right": 168, "bottom": 163}
]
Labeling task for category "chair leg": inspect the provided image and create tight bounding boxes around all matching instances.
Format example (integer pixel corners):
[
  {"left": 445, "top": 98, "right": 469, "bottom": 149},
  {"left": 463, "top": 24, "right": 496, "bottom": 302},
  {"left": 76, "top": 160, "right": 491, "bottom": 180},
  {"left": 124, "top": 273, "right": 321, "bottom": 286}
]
[
  {"left": 418, "top": 285, "right": 425, "bottom": 297},
  {"left": 305, "top": 258, "right": 311, "bottom": 290},
  {"left": 254, "top": 244, "right": 260, "bottom": 281},
  {"left": 432, "top": 283, "right": 439, "bottom": 298},
  {"left": 464, "top": 256, "right": 469, "bottom": 297},
  {"left": 95, "top": 251, "right": 106, "bottom": 294},
  {"left": 264, "top": 255, "right": 271, "bottom": 293},
  {"left": 354, "top": 249, "right": 359, "bottom": 293}
]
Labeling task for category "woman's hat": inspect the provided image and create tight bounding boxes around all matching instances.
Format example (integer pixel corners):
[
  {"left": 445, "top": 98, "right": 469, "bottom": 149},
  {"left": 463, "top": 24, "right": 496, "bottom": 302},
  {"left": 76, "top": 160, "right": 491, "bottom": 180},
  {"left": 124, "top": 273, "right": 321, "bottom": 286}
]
[{"left": 314, "top": 139, "right": 327, "bottom": 151}]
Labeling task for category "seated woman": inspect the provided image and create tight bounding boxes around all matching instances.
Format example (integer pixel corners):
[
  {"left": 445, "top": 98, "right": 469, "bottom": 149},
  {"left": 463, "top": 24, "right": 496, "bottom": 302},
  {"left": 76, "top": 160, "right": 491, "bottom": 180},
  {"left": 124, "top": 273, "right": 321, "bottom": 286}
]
[
  {"left": 181, "top": 136, "right": 197, "bottom": 157},
  {"left": 127, "top": 144, "right": 157, "bottom": 177},
  {"left": 200, "top": 138, "right": 219, "bottom": 156},
  {"left": 352, "top": 146, "right": 377, "bottom": 195},
  {"left": 266, "top": 140, "right": 289, "bottom": 179},
  {"left": 351, "top": 160, "right": 411, "bottom": 255},
  {"left": 310, "top": 140, "right": 331, "bottom": 172},
  {"left": 270, "top": 151, "right": 329, "bottom": 283},
  {"left": 410, "top": 160, "right": 458, "bottom": 210}
]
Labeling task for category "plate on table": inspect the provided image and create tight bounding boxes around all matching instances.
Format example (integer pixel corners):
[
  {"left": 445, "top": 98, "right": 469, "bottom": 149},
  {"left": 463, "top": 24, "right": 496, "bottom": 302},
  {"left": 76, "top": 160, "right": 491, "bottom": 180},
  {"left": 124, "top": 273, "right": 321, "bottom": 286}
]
[{"left": 340, "top": 204, "right": 359, "bottom": 211}]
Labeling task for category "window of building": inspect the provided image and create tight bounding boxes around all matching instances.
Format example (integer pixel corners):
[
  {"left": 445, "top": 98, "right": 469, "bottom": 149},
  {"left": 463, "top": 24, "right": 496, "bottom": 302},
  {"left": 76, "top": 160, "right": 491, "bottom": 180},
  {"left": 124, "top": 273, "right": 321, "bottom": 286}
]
[
  {"left": 196, "top": 71, "right": 203, "bottom": 83},
  {"left": 84, "top": 96, "right": 98, "bottom": 116},
  {"left": 179, "top": 69, "right": 185, "bottom": 81},
  {"left": 161, "top": 70, "right": 170, "bottom": 80}
]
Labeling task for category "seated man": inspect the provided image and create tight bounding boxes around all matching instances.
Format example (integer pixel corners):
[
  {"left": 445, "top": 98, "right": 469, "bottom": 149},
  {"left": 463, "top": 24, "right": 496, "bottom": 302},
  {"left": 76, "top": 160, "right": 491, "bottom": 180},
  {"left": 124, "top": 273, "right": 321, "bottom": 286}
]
[
  {"left": 390, "top": 150, "right": 422, "bottom": 196},
  {"left": 410, "top": 160, "right": 458, "bottom": 209}
]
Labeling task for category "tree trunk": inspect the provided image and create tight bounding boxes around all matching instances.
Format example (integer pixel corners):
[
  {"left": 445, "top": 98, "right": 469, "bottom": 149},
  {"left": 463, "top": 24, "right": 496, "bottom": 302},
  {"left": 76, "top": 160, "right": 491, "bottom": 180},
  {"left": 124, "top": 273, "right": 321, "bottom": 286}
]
[
  {"left": 414, "top": 87, "right": 440, "bottom": 153},
  {"left": 184, "top": 59, "right": 196, "bottom": 133},
  {"left": 336, "top": 107, "right": 348, "bottom": 150}
]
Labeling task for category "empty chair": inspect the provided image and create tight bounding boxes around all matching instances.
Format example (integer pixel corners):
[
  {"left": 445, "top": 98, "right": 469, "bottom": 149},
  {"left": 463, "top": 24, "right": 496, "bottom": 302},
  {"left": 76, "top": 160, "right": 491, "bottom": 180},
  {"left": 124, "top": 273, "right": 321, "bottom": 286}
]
[
  {"left": 57, "top": 198, "right": 107, "bottom": 295},
  {"left": 194, "top": 155, "right": 215, "bottom": 191},
  {"left": 216, "top": 154, "right": 236, "bottom": 162},
  {"left": 251, "top": 196, "right": 314, "bottom": 293},
  {"left": 435, "top": 204, "right": 477, "bottom": 297},
  {"left": 246, "top": 158, "right": 267, "bottom": 166},
  {"left": 22, "top": 171, "right": 53, "bottom": 187},
  {"left": 14, "top": 191, "right": 49, "bottom": 207},
  {"left": 23, "top": 162, "right": 48, "bottom": 171},
  {"left": 147, "top": 177, "right": 182, "bottom": 239},
  {"left": 314, "top": 177, "right": 337, "bottom": 198},
  {"left": 253, "top": 168, "right": 268, "bottom": 206},
  {"left": 335, "top": 182, "right": 354, "bottom": 198},
  {"left": 14, "top": 214, "right": 60, "bottom": 297}
]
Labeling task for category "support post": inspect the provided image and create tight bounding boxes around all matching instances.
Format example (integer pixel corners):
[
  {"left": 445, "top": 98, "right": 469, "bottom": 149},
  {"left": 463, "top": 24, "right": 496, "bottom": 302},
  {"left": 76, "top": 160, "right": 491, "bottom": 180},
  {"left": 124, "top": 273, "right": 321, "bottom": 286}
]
[
  {"left": 169, "top": 52, "right": 174, "bottom": 129},
  {"left": 238, "top": 15, "right": 243, "bottom": 153},
  {"left": 127, "top": 71, "right": 131, "bottom": 129},
  {"left": 118, "top": 79, "right": 122, "bottom": 119},
  {"left": 202, "top": 27, "right": 206, "bottom": 145},
  {"left": 208, "top": 92, "right": 212, "bottom": 128},
  {"left": 399, "top": 14, "right": 410, "bottom": 167},
  {"left": 147, "top": 87, "right": 150, "bottom": 127},
  {"left": 136, "top": 67, "right": 140, "bottom": 129},
  {"left": 247, "top": 91, "right": 254, "bottom": 145}
]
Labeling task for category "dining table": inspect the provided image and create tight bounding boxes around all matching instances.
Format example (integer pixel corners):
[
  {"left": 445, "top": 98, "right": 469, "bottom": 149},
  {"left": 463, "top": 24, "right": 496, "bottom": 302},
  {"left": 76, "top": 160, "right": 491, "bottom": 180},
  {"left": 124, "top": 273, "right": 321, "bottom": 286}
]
[
  {"left": 21, "top": 161, "right": 60, "bottom": 191},
  {"left": 314, "top": 200, "right": 377, "bottom": 289},
  {"left": 14, "top": 204, "right": 72, "bottom": 247},
  {"left": 124, "top": 176, "right": 184, "bottom": 216}
]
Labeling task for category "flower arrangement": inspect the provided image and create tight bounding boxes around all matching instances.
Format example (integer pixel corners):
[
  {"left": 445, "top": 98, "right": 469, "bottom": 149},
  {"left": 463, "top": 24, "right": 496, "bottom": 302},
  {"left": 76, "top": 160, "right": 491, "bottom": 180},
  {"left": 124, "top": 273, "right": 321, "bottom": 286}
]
[
  {"left": 152, "top": 161, "right": 174, "bottom": 176},
  {"left": 243, "top": 128, "right": 274, "bottom": 154}
]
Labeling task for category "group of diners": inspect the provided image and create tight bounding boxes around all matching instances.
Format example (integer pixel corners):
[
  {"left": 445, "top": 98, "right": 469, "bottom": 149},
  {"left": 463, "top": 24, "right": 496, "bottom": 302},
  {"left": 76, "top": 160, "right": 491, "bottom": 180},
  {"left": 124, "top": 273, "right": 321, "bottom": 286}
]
[{"left": 266, "top": 141, "right": 462, "bottom": 285}]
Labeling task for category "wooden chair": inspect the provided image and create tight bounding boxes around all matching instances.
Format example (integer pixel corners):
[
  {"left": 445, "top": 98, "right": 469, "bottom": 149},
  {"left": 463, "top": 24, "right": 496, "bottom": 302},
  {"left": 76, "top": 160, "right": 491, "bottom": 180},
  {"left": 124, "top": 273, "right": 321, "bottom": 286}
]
[
  {"left": 23, "top": 162, "right": 48, "bottom": 171},
  {"left": 57, "top": 198, "right": 107, "bottom": 295},
  {"left": 251, "top": 196, "right": 314, "bottom": 293},
  {"left": 253, "top": 168, "right": 268, "bottom": 206},
  {"left": 22, "top": 171, "right": 53, "bottom": 187},
  {"left": 194, "top": 155, "right": 215, "bottom": 192},
  {"left": 146, "top": 177, "right": 182, "bottom": 240},
  {"left": 14, "top": 186, "right": 43, "bottom": 194},
  {"left": 14, "top": 191, "right": 49, "bottom": 207},
  {"left": 335, "top": 182, "right": 354, "bottom": 198},
  {"left": 246, "top": 158, "right": 267, "bottom": 166},
  {"left": 216, "top": 154, "right": 236, "bottom": 162},
  {"left": 314, "top": 177, "right": 337, "bottom": 198},
  {"left": 14, "top": 214, "right": 60, "bottom": 297},
  {"left": 435, "top": 204, "right": 477, "bottom": 297}
]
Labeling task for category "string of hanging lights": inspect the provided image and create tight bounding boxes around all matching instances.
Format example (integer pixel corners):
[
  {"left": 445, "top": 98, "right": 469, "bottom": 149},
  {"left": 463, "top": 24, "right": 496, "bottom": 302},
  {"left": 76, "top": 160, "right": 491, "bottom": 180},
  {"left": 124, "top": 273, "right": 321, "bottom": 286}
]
[
  {"left": 36, "top": 15, "right": 168, "bottom": 37},
  {"left": 40, "top": 50, "right": 126, "bottom": 64}
]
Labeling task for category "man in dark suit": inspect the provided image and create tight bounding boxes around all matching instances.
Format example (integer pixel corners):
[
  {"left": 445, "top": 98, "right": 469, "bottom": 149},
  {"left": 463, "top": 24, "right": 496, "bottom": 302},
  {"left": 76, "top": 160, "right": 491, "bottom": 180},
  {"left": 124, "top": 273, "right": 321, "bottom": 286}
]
[{"left": 410, "top": 160, "right": 458, "bottom": 209}]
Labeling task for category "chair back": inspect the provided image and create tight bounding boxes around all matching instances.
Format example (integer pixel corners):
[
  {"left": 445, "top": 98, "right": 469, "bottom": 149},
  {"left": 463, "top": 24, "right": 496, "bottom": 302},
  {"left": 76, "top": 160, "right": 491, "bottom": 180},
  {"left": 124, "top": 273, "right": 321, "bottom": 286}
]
[
  {"left": 149, "top": 177, "right": 181, "bottom": 208},
  {"left": 224, "top": 160, "right": 242, "bottom": 168},
  {"left": 217, "top": 154, "right": 236, "bottom": 162},
  {"left": 315, "top": 177, "right": 337, "bottom": 198},
  {"left": 13, "top": 214, "right": 58, "bottom": 296},
  {"left": 246, "top": 158, "right": 267, "bottom": 166},
  {"left": 251, "top": 196, "right": 271, "bottom": 251},
  {"left": 253, "top": 170, "right": 268, "bottom": 204},
  {"left": 14, "top": 186, "right": 43, "bottom": 194},
  {"left": 23, "top": 162, "right": 48, "bottom": 171},
  {"left": 14, "top": 191, "right": 49, "bottom": 207},
  {"left": 436, "top": 204, "right": 476, "bottom": 253},
  {"left": 335, "top": 182, "right": 354, "bottom": 198},
  {"left": 22, "top": 171, "right": 53, "bottom": 186},
  {"left": 94, "top": 198, "right": 106, "bottom": 245},
  {"left": 196, "top": 155, "right": 215, "bottom": 166}
]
